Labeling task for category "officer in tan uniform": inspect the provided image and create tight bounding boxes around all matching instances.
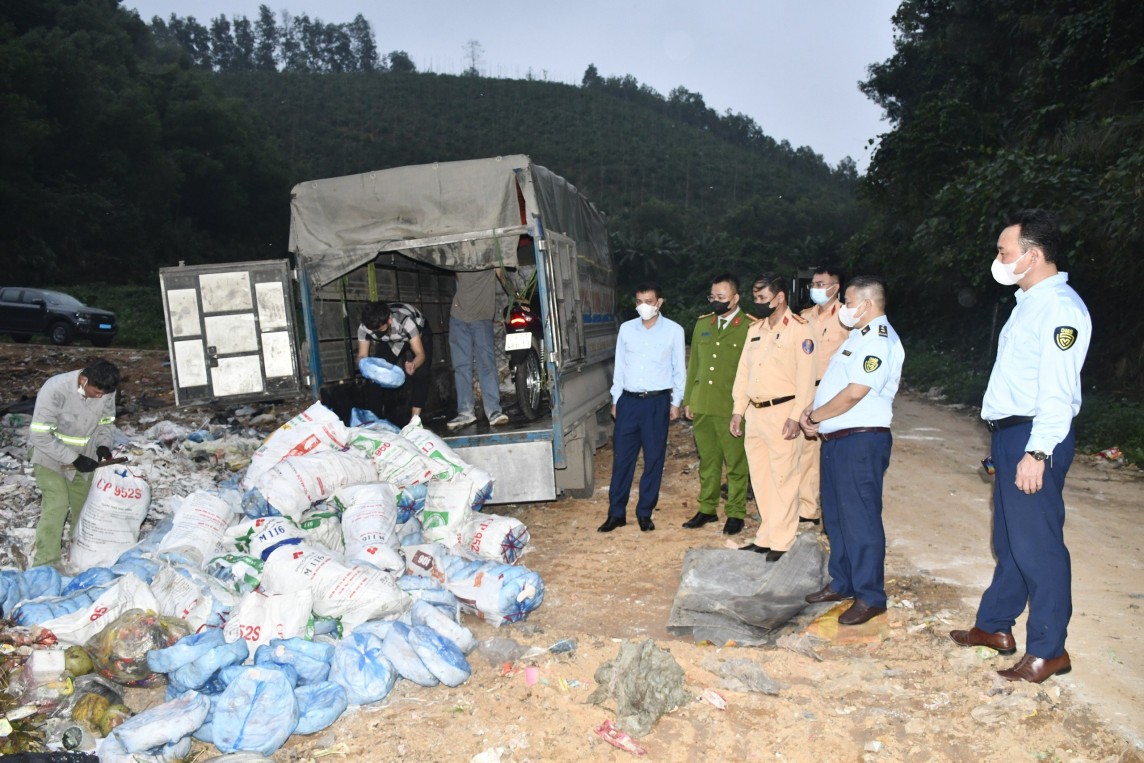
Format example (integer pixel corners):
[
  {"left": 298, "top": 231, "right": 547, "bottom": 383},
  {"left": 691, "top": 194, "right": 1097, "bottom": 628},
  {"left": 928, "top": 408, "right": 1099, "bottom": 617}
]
[
  {"left": 730, "top": 273, "right": 817, "bottom": 561},
  {"left": 681, "top": 273, "right": 756, "bottom": 535},
  {"left": 797, "top": 266, "right": 849, "bottom": 523}
]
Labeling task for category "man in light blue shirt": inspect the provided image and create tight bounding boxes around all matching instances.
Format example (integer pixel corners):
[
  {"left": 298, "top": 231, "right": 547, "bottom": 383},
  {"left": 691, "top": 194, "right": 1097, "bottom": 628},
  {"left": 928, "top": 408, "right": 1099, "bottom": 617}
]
[
  {"left": 599, "top": 282, "right": 686, "bottom": 533},
  {"left": 950, "top": 209, "right": 1091, "bottom": 684},
  {"left": 799, "top": 276, "right": 904, "bottom": 626}
]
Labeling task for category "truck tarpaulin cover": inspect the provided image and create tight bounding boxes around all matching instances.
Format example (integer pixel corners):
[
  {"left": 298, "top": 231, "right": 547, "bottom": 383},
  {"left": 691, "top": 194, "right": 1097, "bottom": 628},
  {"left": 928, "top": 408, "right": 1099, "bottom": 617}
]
[{"left": 288, "top": 155, "right": 611, "bottom": 290}]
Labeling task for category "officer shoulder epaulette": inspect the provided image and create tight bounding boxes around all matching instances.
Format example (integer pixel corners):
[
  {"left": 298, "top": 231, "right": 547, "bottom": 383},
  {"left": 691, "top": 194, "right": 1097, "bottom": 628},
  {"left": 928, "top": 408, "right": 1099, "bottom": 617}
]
[
  {"left": 699, "top": 312, "right": 714, "bottom": 319},
  {"left": 742, "top": 313, "right": 760, "bottom": 322},
  {"left": 878, "top": 324, "right": 888, "bottom": 337},
  {"left": 790, "top": 313, "right": 808, "bottom": 324}
]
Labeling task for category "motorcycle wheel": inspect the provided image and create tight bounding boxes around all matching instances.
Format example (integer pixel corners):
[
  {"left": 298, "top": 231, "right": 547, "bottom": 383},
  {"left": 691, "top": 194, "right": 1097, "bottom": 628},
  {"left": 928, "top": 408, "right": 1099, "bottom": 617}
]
[{"left": 515, "top": 349, "right": 544, "bottom": 420}]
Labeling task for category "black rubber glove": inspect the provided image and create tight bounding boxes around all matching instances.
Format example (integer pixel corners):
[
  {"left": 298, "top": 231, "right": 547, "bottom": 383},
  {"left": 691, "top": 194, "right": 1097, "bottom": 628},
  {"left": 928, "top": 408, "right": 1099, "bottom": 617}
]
[
  {"left": 73, "top": 455, "right": 99, "bottom": 473},
  {"left": 96, "top": 446, "right": 113, "bottom": 462}
]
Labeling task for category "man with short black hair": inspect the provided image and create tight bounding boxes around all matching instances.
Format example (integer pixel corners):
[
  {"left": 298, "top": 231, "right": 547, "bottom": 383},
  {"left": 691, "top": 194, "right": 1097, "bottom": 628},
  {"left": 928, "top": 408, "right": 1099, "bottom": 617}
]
[
  {"left": 797, "top": 265, "right": 848, "bottom": 524},
  {"left": 29, "top": 358, "right": 120, "bottom": 568},
  {"left": 681, "top": 273, "right": 755, "bottom": 534},
  {"left": 949, "top": 209, "right": 1090, "bottom": 683},
  {"left": 730, "top": 273, "right": 817, "bottom": 560},
  {"left": 800, "top": 276, "right": 904, "bottom": 625},
  {"left": 356, "top": 300, "right": 432, "bottom": 422},
  {"left": 599, "top": 282, "right": 686, "bottom": 533}
]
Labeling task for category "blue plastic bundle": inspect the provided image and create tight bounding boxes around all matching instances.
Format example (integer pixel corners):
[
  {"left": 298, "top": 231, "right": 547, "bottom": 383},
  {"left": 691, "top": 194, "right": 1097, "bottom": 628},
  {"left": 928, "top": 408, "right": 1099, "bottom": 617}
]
[
  {"left": 110, "top": 549, "right": 161, "bottom": 583},
  {"left": 395, "top": 483, "right": 428, "bottom": 524},
  {"left": 397, "top": 576, "right": 460, "bottom": 618},
  {"left": 209, "top": 665, "right": 300, "bottom": 755},
  {"left": 351, "top": 618, "right": 400, "bottom": 641},
  {"left": 438, "top": 555, "right": 546, "bottom": 626},
  {"left": 411, "top": 600, "right": 476, "bottom": 654},
  {"left": 149, "top": 629, "right": 249, "bottom": 694},
  {"left": 60, "top": 566, "right": 115, "bottom": 596},
  {"left": 0, "top": 566, "right": 63, "bottom": 618},
  {"left": 110, "top": 690, "right": 210, "bottom": 754},
  {"left": 12, "top": 582, "right": 110, "bottom": 626},
  {"left": 329, "top": 631, "right": 397, "bottom": 705},
  {"left": 380, "top": 621, "right": 438, "bottom": 687},
  {"left": 294, "top": 681, "right": 349, "bottom": 734},
  {"left": 254, "top": 637, "right": 334, "bottom": 685},
  {"left": 349, "top": 408, "right": 401, "bottom": 432},
  {"left": 358, "top": 357, "right": 406, "bottom": 388},
  {"left": 407, "top": 625, "right": 470, "bottom": 687}
]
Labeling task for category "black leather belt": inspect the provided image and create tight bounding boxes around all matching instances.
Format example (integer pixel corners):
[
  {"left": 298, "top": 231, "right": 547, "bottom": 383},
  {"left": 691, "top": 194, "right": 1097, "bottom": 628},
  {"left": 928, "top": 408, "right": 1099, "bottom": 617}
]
[
  {"left": 749, "top": 394, "right": 795, "bottom": 408},
  {"left": 623, "top": 389, "right": 671, "bottom": 399},
  {"left": 986, "top": 415, "right": 1034, "bottom": 432},
  {"left": 820, "top": 426, "right": 891, "bottom": 441}
]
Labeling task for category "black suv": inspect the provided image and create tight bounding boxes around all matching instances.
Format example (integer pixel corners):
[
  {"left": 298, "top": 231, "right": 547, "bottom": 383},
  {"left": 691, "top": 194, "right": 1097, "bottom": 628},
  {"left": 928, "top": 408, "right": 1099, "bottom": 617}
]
[{"left": 0, "top": 288, "right": 117, "bottom": 347}]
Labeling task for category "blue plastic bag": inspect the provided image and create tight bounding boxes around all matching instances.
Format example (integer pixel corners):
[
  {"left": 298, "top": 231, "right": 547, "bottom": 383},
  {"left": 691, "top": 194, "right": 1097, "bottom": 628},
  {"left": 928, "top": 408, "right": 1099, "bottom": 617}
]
[
  {"left": 294, "top": 681, "right": 349, "bottom": 734},
  {"left": 110, "top": 550, "right": 161, "bottom": 583},
  {"left": 408, "top": 624, "right": 471, "bottom": 687},
  {"left": 411, "top": 599, "right": 475, "bottom": 654},
  {"left": 0, "top": 566, "right": 63, "bottom": 618},
  {"left": 12, "top": 583, "right": 109, "bottom": 626},
  {"left": 254, "top": 638, "right": 334, "bottom": 685},
  {"left": 380, "top": 621, "right": 438, "bottom": 687},
  {"left": 60, "top": 566, "right": 115, "bottom": 596},
  {"left": 329, "top": 631, "right": 396, "bottom": 705},
  {"left": 358, "top": 357, "right": 405, "bottom": 388},
  {"left": 150, "top": 630, "right": 250, "bottom": 693},
  {"left": 211, "top": 665, "right": 300, "bottom": 755},
  {"left": 111, "top": 690, "right": 210, "bottom": 753}
]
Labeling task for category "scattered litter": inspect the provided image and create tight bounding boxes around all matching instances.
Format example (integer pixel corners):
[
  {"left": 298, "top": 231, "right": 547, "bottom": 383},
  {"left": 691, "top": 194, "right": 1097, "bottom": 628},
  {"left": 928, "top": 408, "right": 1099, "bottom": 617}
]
[
  {"left": 970, "top": 693, "right": 1040, "bottom": 725},
  {"left": 698, "top": 688, "right": 727, "bottom": 709},
  {"left": 593, "top": 719, "right": 647, "bottom": 756},
  {"left": 701, "top": 657, "right": 781, "bottom": 695},
  {"left": 775, "top": 633, "right": 825, "bottom": 662}
]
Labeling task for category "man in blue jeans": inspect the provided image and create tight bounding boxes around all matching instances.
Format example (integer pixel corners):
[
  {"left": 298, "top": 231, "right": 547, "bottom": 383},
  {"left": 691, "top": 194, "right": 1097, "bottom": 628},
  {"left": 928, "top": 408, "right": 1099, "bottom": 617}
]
[{"left": 448, "top": 268, "right": 510, "bottom": 430}]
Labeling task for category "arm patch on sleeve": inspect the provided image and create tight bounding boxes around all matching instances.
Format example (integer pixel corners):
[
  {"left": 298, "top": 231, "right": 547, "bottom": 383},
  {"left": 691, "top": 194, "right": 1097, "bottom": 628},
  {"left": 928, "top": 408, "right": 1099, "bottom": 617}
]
[
  {"left": 802, "top": 339, "right": 814, "bottom": 354},
  {"left": 863, "top": 355, "right": 882, "bottom": 373},
  {"left": 1054, "top": 326, "right": 1077, "bottom": 350}
]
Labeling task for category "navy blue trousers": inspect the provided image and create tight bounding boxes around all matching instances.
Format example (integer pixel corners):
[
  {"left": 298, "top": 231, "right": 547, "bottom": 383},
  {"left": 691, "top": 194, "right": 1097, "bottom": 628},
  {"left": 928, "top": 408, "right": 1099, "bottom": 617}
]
[
  {"left": 608, "top": 393, "right": 671, "bottom": 519},
  {"left": 820, "top": 431, "right": 892, "bottom": 608},
  {"left": 976, "top": 422, "right": 1074, "bottom": 659}
]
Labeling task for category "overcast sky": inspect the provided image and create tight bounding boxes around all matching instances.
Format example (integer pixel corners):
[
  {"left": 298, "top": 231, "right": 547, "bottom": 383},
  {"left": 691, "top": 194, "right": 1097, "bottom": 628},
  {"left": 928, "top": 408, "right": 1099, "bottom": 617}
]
[{"left": 125, "top": 0, "right": 901, "bottom": 171}]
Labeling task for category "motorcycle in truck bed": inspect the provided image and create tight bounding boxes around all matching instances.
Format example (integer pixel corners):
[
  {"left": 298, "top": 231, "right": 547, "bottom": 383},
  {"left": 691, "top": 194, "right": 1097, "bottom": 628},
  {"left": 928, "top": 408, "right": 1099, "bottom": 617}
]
[{"left": 158, "top": 156, "right": 618, "bottom": 503}]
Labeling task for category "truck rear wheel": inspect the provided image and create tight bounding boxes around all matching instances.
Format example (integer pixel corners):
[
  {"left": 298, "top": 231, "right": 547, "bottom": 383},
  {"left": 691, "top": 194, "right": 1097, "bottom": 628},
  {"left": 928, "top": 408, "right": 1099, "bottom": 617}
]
[{"left": 515, "top": 349, "right": 544, "bottom": 420}]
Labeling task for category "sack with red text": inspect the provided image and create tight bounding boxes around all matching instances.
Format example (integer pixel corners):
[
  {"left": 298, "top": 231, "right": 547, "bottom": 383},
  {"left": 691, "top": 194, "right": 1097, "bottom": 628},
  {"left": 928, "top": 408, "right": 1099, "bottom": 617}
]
[
  {"left": 243, "top": 401, "right": 350, "bottom": 489},
  {"left": 456, "top": 512, "right": 529, "bottom": 565},
  {"left": 345, "top": 428, "right": 436, "bottom": 488},
  {"left": 70, "top": 466, "right": 152, "bottom": 570},
  {"left": 334, "top": 483, "right": 403, "bottom": 572},
  {"left": 223, "top": 588, "right": 314, "bottom": 652},
  {"left": 243, "top": 450, "right": 378, "bottom": 521},
  {"left": 399, "top": 421, "right": 469, "bottom": 481}
]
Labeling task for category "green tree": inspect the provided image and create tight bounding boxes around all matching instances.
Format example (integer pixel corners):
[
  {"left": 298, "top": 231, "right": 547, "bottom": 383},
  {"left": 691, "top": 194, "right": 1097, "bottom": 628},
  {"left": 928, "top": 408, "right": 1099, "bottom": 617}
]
[{"left": 253, "top": 4, "right": 278, "bottom": 70}]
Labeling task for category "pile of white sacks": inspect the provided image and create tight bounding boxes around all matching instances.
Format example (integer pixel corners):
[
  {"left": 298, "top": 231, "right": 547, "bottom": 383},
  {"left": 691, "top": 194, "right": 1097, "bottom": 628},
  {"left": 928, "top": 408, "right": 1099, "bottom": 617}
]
[{"left": 0, "top": 402, "right": 543, "bottom": 760}]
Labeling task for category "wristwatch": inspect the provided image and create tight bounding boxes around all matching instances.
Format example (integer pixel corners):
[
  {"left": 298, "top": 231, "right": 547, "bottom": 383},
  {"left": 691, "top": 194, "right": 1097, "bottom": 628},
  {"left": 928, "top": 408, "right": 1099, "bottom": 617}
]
[
  {"left": 807, "top": 411, "right": 818, "bottom": 426},
  {"left": 1027, "top": 450, "right": 1049, "bottom": 461}
]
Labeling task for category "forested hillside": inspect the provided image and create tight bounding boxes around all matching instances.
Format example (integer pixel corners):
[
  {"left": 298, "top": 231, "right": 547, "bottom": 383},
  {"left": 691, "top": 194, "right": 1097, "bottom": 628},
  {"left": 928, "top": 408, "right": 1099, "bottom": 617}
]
[{"left": 2, "top": 0, "right": 1141, "bottom": 400}]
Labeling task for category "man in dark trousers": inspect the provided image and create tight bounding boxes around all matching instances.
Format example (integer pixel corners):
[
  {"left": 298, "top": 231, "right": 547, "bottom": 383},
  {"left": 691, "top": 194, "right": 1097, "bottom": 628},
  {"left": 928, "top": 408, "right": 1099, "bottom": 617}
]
[
  {"left": 949, "top": 209, "right": 1090, "bottom": 683},
  {"left": 598, "top": 282, "right": 686, "bottom": 533},
  {"left": 799, "top": 276, "right": 904, "bottom": 625}
]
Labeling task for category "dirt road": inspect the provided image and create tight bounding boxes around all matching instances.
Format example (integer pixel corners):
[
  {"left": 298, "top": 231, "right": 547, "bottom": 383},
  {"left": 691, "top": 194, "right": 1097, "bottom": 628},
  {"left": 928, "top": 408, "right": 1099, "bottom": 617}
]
[{"left": 1, "top": 344, "right": 1141, "bottom": 761}]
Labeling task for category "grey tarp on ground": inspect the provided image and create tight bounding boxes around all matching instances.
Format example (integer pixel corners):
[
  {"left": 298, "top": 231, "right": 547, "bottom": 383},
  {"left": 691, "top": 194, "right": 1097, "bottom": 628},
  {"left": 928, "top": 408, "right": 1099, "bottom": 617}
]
[
  {"left": 288, "top": 155, "right": 611, "bottom": 290},
  {"left": 666, "top": 533, "right": 828, "bottom": 645}
]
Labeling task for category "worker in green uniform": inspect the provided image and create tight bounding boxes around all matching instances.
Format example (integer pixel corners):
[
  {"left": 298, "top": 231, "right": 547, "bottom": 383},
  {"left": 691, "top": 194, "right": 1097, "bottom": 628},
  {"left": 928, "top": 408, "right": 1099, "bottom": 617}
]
[{"left": 681, "top": 273, "right": 756, "bottom": 535}]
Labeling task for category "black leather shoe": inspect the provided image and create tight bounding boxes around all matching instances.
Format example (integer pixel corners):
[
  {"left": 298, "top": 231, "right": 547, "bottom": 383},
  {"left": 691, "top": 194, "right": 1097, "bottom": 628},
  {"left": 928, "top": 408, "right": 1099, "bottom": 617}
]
[
  {"left": 638, "top": 517, "right": 655, "bottom": 532},
  {"left": 799, "top": 517, "right": 822, "bottom": 526},
  {"left": 722, "top": 517, "right": 744, "bottom": 535},
  {"left": 597, "top": 517, "right": 626, "bottom": 533},
  {"left": 765, "top": 550, "right": 786, "bottom": 562},
  {"left": 805, "top": 585, "right": 851, "bottom": 604},
  {"left": 838, "top": 599, "right": 887, "bottom": 625},
  {"left": 738, "top": 543, "right": 769, "bottom": 553},
  {"left": 681, "top": 512, "right": 718, "bottom": 529},
  {"left": 949, "top": 627, "right": 1017, "bottom": 654}
]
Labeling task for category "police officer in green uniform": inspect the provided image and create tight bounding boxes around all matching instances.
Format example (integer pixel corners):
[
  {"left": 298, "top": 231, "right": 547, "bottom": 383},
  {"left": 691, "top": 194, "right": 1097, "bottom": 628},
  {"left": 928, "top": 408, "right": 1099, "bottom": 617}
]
[{"left": 681, "top": 273, "right": 756, "bottom": 534}]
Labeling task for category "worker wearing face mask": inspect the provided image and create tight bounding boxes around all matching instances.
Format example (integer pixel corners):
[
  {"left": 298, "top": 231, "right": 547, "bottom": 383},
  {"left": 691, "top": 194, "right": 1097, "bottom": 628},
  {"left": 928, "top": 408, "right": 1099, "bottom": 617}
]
[
  {"left": 28, "top": 358, "right": 120, "bottom": 568},
  {"left": 797, "top": 266, "right": 850, "bottom": 526},
  {"left": 599, "top": 282, "right": 686, "bottom": 533},
  {"left": 799, "top": 276, "right": 904, "bottom": 626},
  {"left": 729, "top": 273, "right": 817, "bottom": 561}
]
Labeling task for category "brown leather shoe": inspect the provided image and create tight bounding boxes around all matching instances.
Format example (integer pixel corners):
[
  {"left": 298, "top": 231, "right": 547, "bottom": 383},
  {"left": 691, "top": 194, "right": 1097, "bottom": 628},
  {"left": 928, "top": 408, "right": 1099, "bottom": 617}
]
[
  {"left": 837, "top": 599, "right": 887, "bottom": 625},
  {"left": 997, "top": 651, "right": 1071, "bottom": 683},
  {"left": 948, "top": 627, "right": 1017, "bottom": 655},
  {"left": 805, "top": 585, "right": 851, "bottom": 604}
]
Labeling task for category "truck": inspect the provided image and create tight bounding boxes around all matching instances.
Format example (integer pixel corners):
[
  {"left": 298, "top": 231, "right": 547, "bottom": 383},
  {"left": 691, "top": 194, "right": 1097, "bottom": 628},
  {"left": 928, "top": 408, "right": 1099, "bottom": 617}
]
[{"left": 158, "top": 155, "right": 618, "bottom": 503}]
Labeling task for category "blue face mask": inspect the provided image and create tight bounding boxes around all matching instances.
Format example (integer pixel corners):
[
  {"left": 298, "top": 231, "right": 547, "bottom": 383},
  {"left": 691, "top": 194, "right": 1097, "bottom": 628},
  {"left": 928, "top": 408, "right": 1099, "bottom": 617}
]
[{"left": 809, "top": 285, "right": 836, "bottom": 306}]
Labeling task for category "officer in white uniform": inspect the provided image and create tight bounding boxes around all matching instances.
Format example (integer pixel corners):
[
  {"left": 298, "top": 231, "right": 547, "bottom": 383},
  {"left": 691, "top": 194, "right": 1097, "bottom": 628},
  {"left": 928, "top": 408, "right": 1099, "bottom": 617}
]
[
  {"left": 950, "top": 209, "right": 1091, "bottom": 684},
  {"left": 799, "top": 275, "right": 904, "bottom": 626}
]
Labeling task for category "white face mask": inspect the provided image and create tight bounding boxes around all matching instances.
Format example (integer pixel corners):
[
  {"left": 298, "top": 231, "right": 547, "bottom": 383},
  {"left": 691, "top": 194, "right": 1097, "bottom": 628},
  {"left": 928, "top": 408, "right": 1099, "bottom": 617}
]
[
  {"left": 991, "top": 249, "right": 1031, "bottom": 286},
  {"left": 635, "top": 303, "right": 659, "bottom": 321},
  {"left": 838, "top": 302, "right": 867, "bottom": 328},
  {"left": 809, "top": 286, "right": 836, "bottom": 306}
]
